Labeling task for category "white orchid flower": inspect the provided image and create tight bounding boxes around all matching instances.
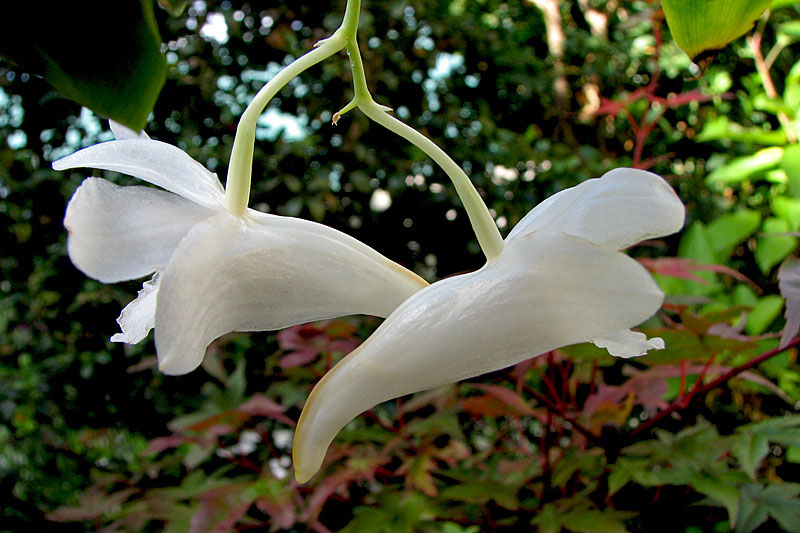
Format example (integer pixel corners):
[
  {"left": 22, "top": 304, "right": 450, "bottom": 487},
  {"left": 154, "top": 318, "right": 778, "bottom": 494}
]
[
  {"left": 292, "top": 168, "right": 685, "bottom": 482},
  {"left": 56, "top": 121, "right": 427, "bottom": 375}
]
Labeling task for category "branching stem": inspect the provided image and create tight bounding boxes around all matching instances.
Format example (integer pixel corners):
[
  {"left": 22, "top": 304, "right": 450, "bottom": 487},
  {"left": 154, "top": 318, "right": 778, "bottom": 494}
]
[
  {"left": 223, "top": 1, "right": 364, "bottom": 216},
  {"left": 341, "top": 38, "right": 504, "bottom": 260}
]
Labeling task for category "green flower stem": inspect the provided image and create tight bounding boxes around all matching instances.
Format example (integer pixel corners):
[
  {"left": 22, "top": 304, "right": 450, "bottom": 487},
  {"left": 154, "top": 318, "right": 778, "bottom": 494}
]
[
  {"left": 343, "top": 40, "right": 504, "bottom": 261},
  {"left": 224, "top": 0, "right": 362, "bottom": 216}
]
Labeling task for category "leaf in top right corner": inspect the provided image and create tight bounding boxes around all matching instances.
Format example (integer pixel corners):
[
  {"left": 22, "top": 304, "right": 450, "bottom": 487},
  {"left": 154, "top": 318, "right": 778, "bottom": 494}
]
[{"left": 661, "top": 0, "right": 772, "bottom": 63}]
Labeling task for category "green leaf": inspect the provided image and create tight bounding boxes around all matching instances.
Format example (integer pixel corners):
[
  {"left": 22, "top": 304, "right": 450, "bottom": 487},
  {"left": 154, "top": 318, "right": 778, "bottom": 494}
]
[
  {"left": 785, "top": 61, "right": 800, "bottom": 111},
  {"left": 741, "top": 415, "right": 800, "bottom": 447},
  {"left": 531, "top": 500, "right": 634, "bottom": 533},
  {"left": 561, "top": 509, "right": 635, "bottom": 533},
  {"left": 0, "top": 1, "right": 166, "bottom": 131},
  {"left": 687, "top": 471, "right": 742, "bottom": 526},
  {"left": 737, "top": 483, "right": 800, "bottom": 533},
  {"left": 607, "top": 459, "right": 640, "bottom": 496},
  {"left": 734, "top": 285, "right": 785, "bottom": 335},
  {"left": 677, "top": 221, "right": 718, "bottom": 295},
  {"left": 787, "top": 446, "right": 800, "bottom": 463},
  {"left": 705, "top": 148, "right": 784, "bottom": 186},
  {"left": 706, "top": 209, "right": 762, "bottom": 260},
  {"left": 755, "top": 218, "right": 797, "bottom": 274},
  {"left": 731, "top": 433, "right": 770, "bottom": 480},
  {"left": 771, "top": 196, "right": 800, "bottom": 231},
  {"left": 438, "top": 524, "right": 481, "bottom": 533},
  {"left": 439, "top": 480, "right": 520, "bottom": 510},
  {"left": 772, "top": 0, "right": 800, "bottom": 10},
  {"left": 530, "top": 503, "right": 562, "bottom": 533},
  {"left": 779, "top": 21, "right": 800, "bottom": 41},
  {"left": 340, "top": 492, "right": 436, "bottom": 533},
  {"left": 783, "top": 145, "right": 800, "bottom": 198},
  {"left": 662, "top": 0, "right": 772, "bottom": 61},
  {"left": 696, "top": 116, "right": 788, "bottom": 146}
]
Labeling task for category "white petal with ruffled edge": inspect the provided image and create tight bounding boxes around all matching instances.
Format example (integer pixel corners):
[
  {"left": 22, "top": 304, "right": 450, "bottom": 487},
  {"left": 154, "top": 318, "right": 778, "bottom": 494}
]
[
  {"left": 154, "top": 209, "right": 428, "bottom": 375},
  {"left": 53, "top": 139, "right": 225, "bottom": 208},
  {"left": 507, "top": 168, "right": 685, "bottom": 250},
  {"left": 64, "top": 178, "right": 215, "bottom": 283},
  {"left": 111, "top": 274, "right": 160, "bottom": 343},
  {"left": 592, "top": 329, "right": 665, "bottom": 358},
  {"left": 292, "top": 230, "right": 665, "bottom": 482}
]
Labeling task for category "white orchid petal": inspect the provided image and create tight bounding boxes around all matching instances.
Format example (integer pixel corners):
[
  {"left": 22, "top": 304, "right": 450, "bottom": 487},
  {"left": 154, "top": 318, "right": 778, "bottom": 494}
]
[
  {"left": 64, "top": 178, "right": 215, "bottom": 282},
  {"left": 592, "top": 329, "right": 665, "bottom": 358},
  {"left": 292, "top": 231, "right": 664, "bottom": 482},
  {"left": 109, "top": 120, "right": 150, "bottom": 140},
  {"left": 154, "top": 210, "right": 428, "bottom": 376},
  {"left": 111, "top": 274, "right": 160, "bottom": 343},
  {"left": 507, "top": 168, "right": 685, "bottom": 250},
  {"left": 53, "top": 139, "right": 225, "bottom": 208}
]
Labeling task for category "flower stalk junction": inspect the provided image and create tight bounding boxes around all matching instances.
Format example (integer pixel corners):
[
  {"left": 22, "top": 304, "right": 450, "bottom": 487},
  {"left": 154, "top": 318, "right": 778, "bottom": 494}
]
[{"left": 224, "top": 0, "right": 504, "bottom": 260}]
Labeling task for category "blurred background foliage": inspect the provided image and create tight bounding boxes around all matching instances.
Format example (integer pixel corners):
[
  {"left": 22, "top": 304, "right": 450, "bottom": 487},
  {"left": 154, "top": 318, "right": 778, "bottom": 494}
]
[{"left": 2, "top": 0, "right": 800, "bottom": 531}]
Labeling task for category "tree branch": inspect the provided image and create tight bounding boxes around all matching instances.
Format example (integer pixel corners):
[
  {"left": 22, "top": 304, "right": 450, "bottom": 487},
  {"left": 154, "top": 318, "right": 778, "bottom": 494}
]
[{"left": 626, "top": 336, "right": 800, "bottom": 440}]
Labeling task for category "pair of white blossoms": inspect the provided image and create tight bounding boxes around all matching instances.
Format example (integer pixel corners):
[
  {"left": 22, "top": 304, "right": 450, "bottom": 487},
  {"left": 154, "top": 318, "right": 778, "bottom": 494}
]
[{"left": 57, "top": 122, "right": 685, "bottom": 482}]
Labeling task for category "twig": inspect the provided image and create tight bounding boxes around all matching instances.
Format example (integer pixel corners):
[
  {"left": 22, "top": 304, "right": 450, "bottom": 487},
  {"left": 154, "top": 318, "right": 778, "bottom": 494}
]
[
  {"left": 627, "top": 337, "right": 800, "bottom": 440},
  {"left": 748, "top": 29, "right": 797, "bottom": 143},
  {"left": 522, "top": 383, "right": 603, "bottom": 447}
]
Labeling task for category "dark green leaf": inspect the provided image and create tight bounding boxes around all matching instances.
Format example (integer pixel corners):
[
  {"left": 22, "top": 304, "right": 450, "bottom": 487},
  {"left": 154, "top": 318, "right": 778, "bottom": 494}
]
[
  {"left": 561, "top": 509, "right": 635, "bottom": 533},
  {"left": 0, "top": 1, "right": 166, "bottom": 130},
  {"left": 439, "top": 480, "right": 520, "bottom": 510},
  {"left": 741, "top": 415, "right": 800, "bottom": 447},
  {"left": 731, "top": 433, "right": 769, "bottom": 480},
  {"left": 737, "top": 483, "right": 800, "bottom": 533},
  {"left": 687, "top": 471, "right": 741, "bottom": 526}
]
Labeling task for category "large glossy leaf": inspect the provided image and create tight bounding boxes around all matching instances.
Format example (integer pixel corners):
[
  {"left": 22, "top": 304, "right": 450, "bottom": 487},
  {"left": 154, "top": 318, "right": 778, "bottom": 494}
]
[
  {"left": 662, "top": 0, "right": 772, "bottom": 61},
  {"left": 0, "top": 1, "right": 166, "bottom": 131}
]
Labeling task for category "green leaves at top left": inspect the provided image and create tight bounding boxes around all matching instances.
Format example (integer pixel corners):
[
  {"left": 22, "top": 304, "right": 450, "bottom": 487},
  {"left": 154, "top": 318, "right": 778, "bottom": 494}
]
[{"left": 0, "top": 0, "right": 167, "bottom": 131}]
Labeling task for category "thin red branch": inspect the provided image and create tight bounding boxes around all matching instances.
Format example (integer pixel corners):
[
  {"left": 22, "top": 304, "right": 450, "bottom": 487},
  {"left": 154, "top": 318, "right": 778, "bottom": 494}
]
[
  {"left": 682, "top": 353, "right": 717, "bottom": 406},
  {"left": 541, "top": 410, "right": 553, "bottom": 499},
  {"left": 748, "top": 29, "right": 797, "bottom": 143},
  {"left": 537, "top": 356, "right": 565, "bottom": 408},
  {"left": 522, "top": 383, "right": 603, "bottom": 446},
  {"left": 679, "top": 360, "right": 687, "bottom": 398},
  {"left": 627, "top": 337, "right": 800, "bottom": 440}
]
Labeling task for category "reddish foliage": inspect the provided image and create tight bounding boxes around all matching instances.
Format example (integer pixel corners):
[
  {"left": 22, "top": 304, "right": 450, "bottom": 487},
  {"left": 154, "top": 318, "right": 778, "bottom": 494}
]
[{"left": 276, "top": 321, "right": 360, "bottom": 368}]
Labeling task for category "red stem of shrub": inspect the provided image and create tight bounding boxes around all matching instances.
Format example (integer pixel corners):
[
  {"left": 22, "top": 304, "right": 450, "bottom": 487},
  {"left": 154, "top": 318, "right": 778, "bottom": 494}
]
[
  {"left": 522, "top": 383, "right": 603, "bottom": 446},
  {"left": 627, "top": 337, "right": 800, "bottom": 440}
]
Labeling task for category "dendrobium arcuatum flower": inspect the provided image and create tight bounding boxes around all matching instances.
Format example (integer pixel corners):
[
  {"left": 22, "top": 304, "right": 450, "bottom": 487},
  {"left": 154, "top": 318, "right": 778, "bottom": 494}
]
[
  {"left": 292, "top": 168, "right": 685, "bottom": 482},
  {"left": 56, "top": 121, "right": 427, "bottom": 375}
]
